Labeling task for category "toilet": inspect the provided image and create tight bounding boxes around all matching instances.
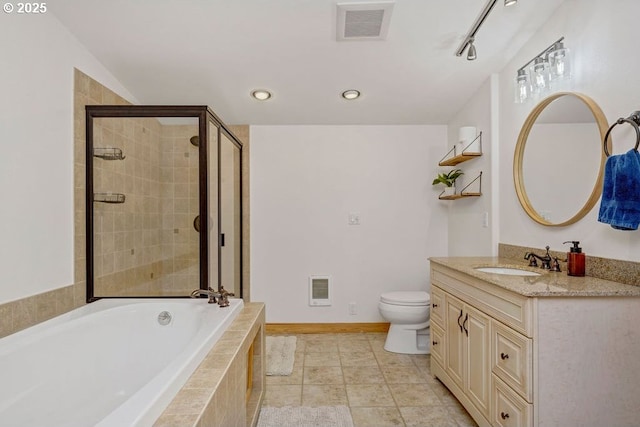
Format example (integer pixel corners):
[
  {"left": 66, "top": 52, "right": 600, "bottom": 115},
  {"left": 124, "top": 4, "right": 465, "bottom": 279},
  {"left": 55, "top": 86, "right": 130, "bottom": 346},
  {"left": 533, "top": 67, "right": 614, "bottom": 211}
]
[{"left": 378, "top": 291, "right": 430, "bottom": 354}]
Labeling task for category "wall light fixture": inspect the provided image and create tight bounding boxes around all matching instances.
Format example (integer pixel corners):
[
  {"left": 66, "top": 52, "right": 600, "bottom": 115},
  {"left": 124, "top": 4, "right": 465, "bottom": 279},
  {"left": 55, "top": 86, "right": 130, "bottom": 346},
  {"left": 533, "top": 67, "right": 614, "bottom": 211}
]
[{"left": 514, "top": 37, "right": 570, "bottom": 104}]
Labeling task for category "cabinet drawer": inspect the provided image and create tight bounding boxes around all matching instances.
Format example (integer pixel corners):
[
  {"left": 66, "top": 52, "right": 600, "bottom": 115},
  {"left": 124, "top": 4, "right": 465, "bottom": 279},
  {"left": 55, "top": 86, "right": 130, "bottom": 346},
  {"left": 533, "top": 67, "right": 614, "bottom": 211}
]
[
  {"left": 492, "top": 321, "right": 532, "bottom": 402},
  {"left": 430, "top": 322, "right": 445, "bottom": 367},
  {"left": 492, "top": 375, "right": 532, "bottom": 427},
  {"left": 430, "top": 286, "right": 445, "bottom": 327}
]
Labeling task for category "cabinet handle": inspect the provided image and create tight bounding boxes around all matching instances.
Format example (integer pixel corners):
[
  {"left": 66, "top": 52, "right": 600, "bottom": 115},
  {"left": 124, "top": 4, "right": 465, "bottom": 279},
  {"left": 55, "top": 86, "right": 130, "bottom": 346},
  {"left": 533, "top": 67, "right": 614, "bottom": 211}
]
[
  {"left": 432, "top": 340, "right": 438, "bottom": 346},
  {"left": 457, "top": 310, "right": 464, "bottom": 333},
  {"left": 500, "top": 352, "right": 509, "bottom": 360},
  {"left": 432, "top": 303, "right": 438, "bottom": 308},
  {"left": 500, "top": 412, "right": 510, "bottom": 420},
  {"left": 462, "top": 313, "right": 469, "bottom": 336}
]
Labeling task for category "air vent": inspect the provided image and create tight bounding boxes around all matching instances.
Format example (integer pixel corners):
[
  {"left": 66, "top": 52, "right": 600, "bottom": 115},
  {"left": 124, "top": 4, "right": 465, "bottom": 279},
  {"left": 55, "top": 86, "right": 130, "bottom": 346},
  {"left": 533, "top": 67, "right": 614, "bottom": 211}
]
[{"left": 336, "top": 2, "right": 395, "bottom": 41}]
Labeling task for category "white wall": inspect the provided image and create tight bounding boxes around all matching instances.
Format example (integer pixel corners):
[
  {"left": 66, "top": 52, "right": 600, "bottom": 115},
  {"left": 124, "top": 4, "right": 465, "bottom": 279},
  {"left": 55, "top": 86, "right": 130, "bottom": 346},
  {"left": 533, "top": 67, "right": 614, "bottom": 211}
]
[
  {"left": 0, "top": 13, "right": 136, "bottom": 303},
  {"left": 250, "top": 125, "right": 448, "bottom": 322},
  {"left": 446, "top": 77, "right": 497, "bottom": 257},
  {"left": 498, "top": 0, "right": 640, "bottom": 261}
]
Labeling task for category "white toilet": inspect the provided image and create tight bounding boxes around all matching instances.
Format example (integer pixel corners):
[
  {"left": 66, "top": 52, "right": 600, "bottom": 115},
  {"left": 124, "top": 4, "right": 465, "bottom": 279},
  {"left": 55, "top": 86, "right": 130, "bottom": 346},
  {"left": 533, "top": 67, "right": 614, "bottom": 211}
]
[{"left": 378, "top": 291, "right": 431, "bottom": 354}]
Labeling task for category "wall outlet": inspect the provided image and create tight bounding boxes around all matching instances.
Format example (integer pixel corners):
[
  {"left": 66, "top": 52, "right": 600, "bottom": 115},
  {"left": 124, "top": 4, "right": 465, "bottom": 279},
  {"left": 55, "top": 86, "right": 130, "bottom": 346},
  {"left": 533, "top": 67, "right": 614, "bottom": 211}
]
[{"left": 348, "top": 302, "right": 357, "bottom": 315}]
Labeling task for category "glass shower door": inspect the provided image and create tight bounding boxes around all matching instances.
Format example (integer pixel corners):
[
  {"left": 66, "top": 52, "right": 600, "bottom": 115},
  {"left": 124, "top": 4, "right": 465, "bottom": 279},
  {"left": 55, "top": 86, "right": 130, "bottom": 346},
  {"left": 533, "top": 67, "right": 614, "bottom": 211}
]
[{"left": 219, "top": 131, "right": 242, "bottom": 296}]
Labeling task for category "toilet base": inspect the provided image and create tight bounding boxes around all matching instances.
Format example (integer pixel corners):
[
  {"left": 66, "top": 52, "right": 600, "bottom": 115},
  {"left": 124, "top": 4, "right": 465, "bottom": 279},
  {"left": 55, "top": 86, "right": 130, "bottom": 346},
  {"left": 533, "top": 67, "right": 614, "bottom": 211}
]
[{"left": 383, "top": 324, "right": 430, "bottom": 355}]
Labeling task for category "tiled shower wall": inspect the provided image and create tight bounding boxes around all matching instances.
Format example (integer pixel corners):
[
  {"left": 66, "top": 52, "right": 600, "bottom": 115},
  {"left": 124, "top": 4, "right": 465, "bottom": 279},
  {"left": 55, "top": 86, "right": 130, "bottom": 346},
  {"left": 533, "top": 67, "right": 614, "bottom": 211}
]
[{"left": 92, "top": 118, "right": 200, "bottom": 297}]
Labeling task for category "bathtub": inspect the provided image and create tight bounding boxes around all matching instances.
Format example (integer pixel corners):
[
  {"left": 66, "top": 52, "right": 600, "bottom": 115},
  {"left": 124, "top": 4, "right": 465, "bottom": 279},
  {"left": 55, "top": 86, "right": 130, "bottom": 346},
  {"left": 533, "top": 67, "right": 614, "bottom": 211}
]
[{"left": 0, "top": 298, "right": 243, "bottom": 427}]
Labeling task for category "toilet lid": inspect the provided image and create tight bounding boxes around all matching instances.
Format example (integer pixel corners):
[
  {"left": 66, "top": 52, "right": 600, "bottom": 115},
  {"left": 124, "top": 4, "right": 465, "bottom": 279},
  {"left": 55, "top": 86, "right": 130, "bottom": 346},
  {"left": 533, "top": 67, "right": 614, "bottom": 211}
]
[{"left": 380, "top": 291, "right": 430, "bottom": 306}]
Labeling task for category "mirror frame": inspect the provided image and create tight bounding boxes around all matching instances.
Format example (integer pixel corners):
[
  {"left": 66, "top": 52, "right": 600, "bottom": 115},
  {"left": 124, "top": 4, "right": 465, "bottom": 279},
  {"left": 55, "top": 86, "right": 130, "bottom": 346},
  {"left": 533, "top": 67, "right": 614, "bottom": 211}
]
[{"left": 513, "top": 92, "right": 609, "bottom": 227}]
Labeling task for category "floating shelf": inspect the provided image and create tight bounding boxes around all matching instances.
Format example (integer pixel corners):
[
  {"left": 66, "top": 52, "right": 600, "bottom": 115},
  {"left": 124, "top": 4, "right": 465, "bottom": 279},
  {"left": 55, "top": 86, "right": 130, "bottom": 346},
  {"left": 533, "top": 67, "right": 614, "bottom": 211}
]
[
  {"left": 94, "top": 193, "right": 126, "bottom": 204},
  {"left": 438, "top": 171, "right": 483, "bottom": 200},
  {"left": 438, "top": 132, "right": 483, "bottom": 166},
  {"left": 93, "top": 147, "right": 125, "bottom": 160},
  {"left": 439, "top": 153, "right": 482, "bottom": 166},
  {"left": 438, "top": 192, "right": 482, "bottom": 200}
]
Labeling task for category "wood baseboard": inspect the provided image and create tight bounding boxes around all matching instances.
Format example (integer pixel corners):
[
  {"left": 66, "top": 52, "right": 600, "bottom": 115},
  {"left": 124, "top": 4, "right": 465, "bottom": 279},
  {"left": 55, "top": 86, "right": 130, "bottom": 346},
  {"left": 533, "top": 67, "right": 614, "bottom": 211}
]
[{"left": 265, "top": 322, "right": 390, "bottom": 334}]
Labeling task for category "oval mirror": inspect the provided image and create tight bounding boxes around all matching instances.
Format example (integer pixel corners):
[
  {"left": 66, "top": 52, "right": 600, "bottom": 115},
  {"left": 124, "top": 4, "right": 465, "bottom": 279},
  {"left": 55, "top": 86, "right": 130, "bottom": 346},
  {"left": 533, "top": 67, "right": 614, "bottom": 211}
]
[{"left": 513, "top": 92, "right": 609, "bottom": 226}]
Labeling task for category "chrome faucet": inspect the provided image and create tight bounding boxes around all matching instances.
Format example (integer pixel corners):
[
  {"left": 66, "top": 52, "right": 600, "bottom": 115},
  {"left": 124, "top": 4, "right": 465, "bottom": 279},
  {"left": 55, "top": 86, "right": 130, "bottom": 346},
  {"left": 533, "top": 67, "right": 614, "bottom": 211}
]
[
  {"left": 190, "top": 286, "right": 235, "bottom": 307},
  {"left": 524, "top": 246, "right": 552, "bottom": 269},
  {"left": 190, "top": 287, "right": 222, "bottom": 304}
]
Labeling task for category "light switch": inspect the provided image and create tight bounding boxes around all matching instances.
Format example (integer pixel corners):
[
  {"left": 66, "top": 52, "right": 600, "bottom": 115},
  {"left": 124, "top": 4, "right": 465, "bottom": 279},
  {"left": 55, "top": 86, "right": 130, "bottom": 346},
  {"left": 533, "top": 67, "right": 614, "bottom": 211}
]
[{"left": 348, "top": 213, "right": 361, "bottom": 225}]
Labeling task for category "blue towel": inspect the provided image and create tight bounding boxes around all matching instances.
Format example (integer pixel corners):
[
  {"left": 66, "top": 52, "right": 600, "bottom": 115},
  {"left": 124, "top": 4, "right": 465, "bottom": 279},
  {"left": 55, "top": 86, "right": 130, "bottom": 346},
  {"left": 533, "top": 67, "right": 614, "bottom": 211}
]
[{"left": 598, "top": 149, "right": 640, "bottom": 230}]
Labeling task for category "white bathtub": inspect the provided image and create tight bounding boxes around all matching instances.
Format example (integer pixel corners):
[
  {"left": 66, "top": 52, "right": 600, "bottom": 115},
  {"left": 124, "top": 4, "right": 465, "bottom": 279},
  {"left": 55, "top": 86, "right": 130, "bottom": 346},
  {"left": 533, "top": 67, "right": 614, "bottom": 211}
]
[{"left": 0, "top": 298, "right": 243, "bottom": 427}]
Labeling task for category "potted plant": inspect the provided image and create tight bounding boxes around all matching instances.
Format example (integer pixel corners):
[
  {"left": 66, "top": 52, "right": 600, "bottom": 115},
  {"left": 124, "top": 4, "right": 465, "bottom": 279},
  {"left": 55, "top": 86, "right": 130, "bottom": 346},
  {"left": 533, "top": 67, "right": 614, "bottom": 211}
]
[{"left": 432, "top": 169, "right": 463, "bottom": 197}]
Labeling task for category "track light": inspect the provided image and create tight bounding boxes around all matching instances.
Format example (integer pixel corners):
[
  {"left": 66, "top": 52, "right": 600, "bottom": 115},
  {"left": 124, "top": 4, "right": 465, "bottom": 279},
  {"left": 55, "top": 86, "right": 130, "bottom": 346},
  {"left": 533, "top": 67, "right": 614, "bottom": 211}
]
[
  {"left": 455, "top": 0, "right": 517, "bottom": 60},
  {"left": 467, "top": 39, "right": 477, "bottom": 61}
]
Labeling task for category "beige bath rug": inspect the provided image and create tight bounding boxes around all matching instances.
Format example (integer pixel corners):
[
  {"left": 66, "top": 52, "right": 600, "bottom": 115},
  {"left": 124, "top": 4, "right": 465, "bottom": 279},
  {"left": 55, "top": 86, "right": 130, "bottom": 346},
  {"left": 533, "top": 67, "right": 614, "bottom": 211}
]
[
  {"left": 257, "top": 406, "right": 354, "bottom": 427},
  {"left": 266, "top": 335, "right": 297, "bottom": 376}
]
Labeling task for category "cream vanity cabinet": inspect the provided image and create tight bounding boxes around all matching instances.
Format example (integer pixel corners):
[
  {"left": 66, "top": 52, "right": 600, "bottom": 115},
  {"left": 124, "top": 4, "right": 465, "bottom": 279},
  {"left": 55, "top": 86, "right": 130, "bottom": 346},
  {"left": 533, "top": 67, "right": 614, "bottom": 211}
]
[{"left": 429, "top": 260, "right": 640, "bottom": 427}]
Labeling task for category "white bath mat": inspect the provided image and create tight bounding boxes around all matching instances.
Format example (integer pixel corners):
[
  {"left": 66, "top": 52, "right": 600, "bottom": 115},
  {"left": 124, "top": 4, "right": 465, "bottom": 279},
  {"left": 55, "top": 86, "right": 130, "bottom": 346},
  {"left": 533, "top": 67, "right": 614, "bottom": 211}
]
[
  {"left": 266, "top": 335, "right": 297, "bottom": 376},
  {"left": 257, "top": 406, "right": 354, "bottom": 427}
]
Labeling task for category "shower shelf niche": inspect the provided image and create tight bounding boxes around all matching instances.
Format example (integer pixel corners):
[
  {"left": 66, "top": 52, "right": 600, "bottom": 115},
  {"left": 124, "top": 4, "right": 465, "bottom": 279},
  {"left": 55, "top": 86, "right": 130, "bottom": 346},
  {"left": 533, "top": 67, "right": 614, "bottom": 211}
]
[
  {"left": 93, "top": 147, "right": 125, "bottom": 160},
  {"left": 93, "top": 193, "right": 126, "bottom": 204}
]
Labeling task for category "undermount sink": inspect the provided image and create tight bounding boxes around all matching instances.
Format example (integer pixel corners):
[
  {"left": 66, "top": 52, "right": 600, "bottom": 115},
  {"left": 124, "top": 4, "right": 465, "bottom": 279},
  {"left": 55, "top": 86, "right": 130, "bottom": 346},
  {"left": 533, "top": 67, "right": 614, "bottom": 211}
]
[{"left": 474, "top": 266, "right": 541, "bottom": 276}]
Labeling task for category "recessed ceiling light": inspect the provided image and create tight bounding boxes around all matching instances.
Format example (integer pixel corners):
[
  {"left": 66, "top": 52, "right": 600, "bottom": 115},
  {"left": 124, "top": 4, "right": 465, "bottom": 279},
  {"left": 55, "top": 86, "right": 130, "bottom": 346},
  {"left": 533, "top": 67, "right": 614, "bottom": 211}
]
[
  {"left": 251, "top": 90, "right": 272, "bottom": 101},
  {"left": 341, "top": 90, "right": 361, "bottom": 100}
]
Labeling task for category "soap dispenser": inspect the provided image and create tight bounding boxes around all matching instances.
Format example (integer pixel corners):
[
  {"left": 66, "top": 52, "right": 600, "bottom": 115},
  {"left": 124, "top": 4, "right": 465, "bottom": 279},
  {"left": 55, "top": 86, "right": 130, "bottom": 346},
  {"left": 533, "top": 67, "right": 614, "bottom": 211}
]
[{"left": 563, "top": 241, "right": 585, "bottom": 277}]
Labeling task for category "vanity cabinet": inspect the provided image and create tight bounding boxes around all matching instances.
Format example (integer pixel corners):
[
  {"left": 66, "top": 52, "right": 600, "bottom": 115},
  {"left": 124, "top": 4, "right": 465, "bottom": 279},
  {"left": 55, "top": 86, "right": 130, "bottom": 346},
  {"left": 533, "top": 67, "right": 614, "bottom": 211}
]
[
  {"left": 444, "top": 294, "right": 491, "bottom": 419},
  {"left": 429, "top": 261, "right": 640, "bottom": 427}
]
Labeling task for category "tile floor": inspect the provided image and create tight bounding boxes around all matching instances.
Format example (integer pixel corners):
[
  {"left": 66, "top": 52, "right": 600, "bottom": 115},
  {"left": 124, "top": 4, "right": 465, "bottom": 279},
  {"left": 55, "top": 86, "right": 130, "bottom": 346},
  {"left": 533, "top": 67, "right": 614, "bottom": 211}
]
[{"left": 263, "top": 332, "right": 478, "bottom": 427}]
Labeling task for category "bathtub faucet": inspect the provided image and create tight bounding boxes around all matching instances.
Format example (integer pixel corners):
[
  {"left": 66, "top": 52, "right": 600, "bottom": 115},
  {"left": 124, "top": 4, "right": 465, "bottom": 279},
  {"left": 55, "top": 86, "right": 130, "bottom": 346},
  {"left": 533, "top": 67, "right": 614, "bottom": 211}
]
[
  {"left": 190, "top": 286, "right": 235, "bottom": 307},
  {"left": 217, "top": 286, "right": 235, "bottom": 308},
  {"left": 190, "top": 287, "right": 222, "bottom": 304}
]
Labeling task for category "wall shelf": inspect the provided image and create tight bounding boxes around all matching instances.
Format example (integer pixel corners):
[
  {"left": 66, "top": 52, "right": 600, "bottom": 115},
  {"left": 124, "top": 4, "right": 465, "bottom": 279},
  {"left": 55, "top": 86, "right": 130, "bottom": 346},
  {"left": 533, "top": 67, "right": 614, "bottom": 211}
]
[
  {"left": 438, "top": 193, "right": 482, "bottom": 200},
  {"left": 438, "top": 171, "right": 482, "bottom": 200},
  {"left": 93, "top": 193, "right": 126, "bottom": 204},
  {"left": 438, "top": 131, "right": 483, "bottom": 166},
  {"left": 93, "top": 147, "right": 125, "bottom": 160}
]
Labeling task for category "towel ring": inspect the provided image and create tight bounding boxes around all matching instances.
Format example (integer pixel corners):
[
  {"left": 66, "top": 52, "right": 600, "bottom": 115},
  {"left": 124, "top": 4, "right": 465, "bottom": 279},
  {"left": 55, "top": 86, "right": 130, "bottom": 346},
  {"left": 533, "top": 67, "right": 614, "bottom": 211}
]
[{"left": 603, "top": 112, "right": 640, "bottom": 157}]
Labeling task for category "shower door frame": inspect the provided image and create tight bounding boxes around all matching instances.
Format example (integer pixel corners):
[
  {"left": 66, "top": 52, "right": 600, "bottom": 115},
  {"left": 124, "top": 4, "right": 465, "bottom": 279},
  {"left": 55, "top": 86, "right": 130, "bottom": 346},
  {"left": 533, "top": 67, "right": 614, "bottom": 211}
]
[{"left": 85, "top": 105, "right": 243, "bottom": 302}]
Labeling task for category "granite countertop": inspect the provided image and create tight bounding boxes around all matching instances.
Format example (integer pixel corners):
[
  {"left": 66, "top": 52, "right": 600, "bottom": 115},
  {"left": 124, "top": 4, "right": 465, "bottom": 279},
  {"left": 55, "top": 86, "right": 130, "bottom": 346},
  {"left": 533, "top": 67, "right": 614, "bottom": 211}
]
[{"left": 430, "top": 257, "right": 640, "bottom": 297}]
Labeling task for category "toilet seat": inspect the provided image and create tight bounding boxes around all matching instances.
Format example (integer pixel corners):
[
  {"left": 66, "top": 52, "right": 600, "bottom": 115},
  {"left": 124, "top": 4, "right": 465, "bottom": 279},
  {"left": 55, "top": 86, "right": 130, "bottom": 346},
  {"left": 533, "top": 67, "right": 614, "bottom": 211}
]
[{"left": 380, "top": 291, "right": 430, "bottom": 306}]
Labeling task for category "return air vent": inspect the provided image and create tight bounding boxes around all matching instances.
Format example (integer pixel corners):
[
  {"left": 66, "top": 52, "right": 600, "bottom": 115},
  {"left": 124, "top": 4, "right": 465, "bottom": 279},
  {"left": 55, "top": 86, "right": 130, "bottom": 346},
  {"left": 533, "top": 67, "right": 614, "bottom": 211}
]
[{"left": 336, "top": 1, "right": 395, "bottom": 41}]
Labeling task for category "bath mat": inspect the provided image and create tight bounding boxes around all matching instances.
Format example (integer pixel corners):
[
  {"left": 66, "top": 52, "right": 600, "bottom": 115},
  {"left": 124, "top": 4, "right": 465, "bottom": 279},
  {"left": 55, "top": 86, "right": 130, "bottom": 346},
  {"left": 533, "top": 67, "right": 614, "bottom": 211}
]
[
  {"left": 266, "top": 335, "right": 297, "bottom": 376},
  {"left": 257, "top": 406, "right": 354, "bottom": 427}
]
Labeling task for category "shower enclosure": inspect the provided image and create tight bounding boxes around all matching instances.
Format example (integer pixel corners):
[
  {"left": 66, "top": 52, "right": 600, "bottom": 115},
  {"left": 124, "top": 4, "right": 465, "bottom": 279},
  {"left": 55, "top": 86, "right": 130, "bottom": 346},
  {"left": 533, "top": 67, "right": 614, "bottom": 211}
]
[{"left": 85, "top": 106, "right": 242, "bottom": 301}]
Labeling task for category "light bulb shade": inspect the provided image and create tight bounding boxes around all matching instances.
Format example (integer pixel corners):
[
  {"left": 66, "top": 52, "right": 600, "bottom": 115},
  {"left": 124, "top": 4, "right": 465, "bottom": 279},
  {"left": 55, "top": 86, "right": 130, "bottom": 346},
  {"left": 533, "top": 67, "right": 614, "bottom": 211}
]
[
  {"left": 514, "top": 69, "right": 530, "bottom": 104},
  {"left": 549, "top": 42, "right": 571, "bottom": 80},
  {"left": 530, "top": 57, "right": 550, "bottom": 95},
  {"left": 467, "top": 42, "right": 477, "bottom": 61}
]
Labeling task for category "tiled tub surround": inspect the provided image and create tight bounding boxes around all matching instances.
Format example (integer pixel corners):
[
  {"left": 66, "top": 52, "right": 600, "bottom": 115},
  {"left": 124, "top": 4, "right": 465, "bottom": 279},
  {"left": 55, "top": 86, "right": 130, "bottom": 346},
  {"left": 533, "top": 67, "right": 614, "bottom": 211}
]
[
  {"left": 429, "top": 257, "right": 640, "bottom": 427},
  {"left": 155, "top": 302, "right": 265, "bottom": 427},
  {"left": 498, "top": 243, "right": 640, "bottom": 286}
]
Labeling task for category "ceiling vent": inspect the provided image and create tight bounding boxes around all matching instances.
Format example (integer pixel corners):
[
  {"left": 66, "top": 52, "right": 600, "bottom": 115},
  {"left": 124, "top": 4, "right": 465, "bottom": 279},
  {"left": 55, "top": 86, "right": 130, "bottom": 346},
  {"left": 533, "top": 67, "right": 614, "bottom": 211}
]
[{"left": 336, "top": 2, "right": 395, "bottom": 41}]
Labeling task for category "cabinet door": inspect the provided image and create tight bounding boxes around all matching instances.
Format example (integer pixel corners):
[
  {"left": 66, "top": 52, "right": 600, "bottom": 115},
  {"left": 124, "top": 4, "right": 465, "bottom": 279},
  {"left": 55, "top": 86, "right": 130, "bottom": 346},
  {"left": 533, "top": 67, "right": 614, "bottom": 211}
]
[
  {"left": 445, "top": 294, "right": 465, "bottom": 390},
  {"left": 465, "top": 304, "right": 491, "bottom": 419}
]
